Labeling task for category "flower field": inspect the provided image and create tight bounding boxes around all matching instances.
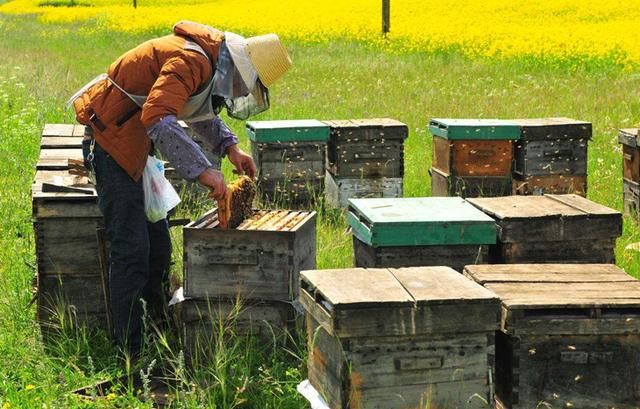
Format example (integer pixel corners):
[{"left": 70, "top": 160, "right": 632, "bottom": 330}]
[{"left": 2, "top": 0, "right": 640, "bottom": 68}]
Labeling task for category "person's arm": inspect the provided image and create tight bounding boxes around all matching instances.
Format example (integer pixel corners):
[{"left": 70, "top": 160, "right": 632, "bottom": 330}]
[
  {"left": 187, "top": 117, "right": 257, "bottom": 178},
  {"left": 141, "top": 54, "right": 226, "bottom": 199}
]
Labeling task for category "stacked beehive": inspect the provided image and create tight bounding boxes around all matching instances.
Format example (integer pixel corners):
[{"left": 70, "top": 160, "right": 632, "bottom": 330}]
[
  {"left": 619, "top": 128, "right": 640, "bottom": 217},
  {"left": 301, "top": 266, "right": 500, "bottom": 409},
  {"left": 512, "top": 118, "right": 591, "bottom": 196},
  {"left": 468, "top": 194, "right": 622, "bottom": 264},
  {"left": 323, "top": 119, "right": 407, "bottom": 207},
  {"left": 429, "top": 118, "right": 520, "bottom": 198},
  {"left": 33, "top": 124, "right": 110, "bottom": 335},
  {"left": 347, "top": 197, "right": 496, "bottom": 271},
  {"left": 179, "top": 207, "right": 316, "bottom": 358},
  {"left": 465, "top": 264, "right": 640, "bottom": 409},
  {"left": 246, "top": 120, "right": 329, "bottom": 205}
]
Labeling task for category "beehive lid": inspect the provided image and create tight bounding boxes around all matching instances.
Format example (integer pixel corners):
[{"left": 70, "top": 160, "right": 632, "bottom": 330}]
[
  {"left": 246, "top": 120, "right": 329, "bottom": 143},
  {"left": 347, "top": 197, "right": 496, "bottom": 247},
  {"left": 300, "top": 266, "right": 499, "bottom": 337},
  {"left": 323, "top": 118, "right": 408, "bottom": 140},
  {"left": 467, "top": 194, "right": 622, "bottom": 241},
  {"left": 514, "top": 117, "right": 592, "bottom": 141},
  {"left": 463, "top": 264, "right": 640, "bottom": 335},
  {"left": 428, "top": 118, "right": 520, "bottom": 140},
  {"left": 618, "top": 128, "right": 639, "bottom": 147}
]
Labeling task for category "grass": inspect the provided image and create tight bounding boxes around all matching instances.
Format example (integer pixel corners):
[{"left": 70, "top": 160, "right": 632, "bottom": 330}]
[{"left": 1, "top": 13, "right": 640, "bottom": 408}]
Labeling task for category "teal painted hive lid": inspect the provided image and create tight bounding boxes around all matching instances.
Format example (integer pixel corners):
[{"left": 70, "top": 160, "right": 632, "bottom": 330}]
[
  {"left": 347, "top": 197, "right": 497, "bottom": 247},
  {"left": 429, "top": 118, "right": 520, "bottom": 140},
  {"left": 246, "top": 120, "right": 330, "bottom": 143}
]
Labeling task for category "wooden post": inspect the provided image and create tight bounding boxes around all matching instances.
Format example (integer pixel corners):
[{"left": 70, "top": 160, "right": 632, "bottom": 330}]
[
  {"left": 382, "top": 0, "right": 390, "bottom": 35},
  {"left": 133, "top": 0, "right": 137, "bottom": 8}
]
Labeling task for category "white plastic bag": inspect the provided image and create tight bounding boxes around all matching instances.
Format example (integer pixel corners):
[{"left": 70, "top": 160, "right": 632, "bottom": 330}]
[{"left": 142, "top": 156, "right": 181, "bottom": 223}]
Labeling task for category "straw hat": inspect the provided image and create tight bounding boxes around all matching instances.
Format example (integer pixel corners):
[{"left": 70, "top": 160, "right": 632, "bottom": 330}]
[{"left": 245, "top": 34, "right": 292, "bottom": 87}]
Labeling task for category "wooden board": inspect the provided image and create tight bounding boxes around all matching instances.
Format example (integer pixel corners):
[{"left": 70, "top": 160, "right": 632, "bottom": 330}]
[
  {"left": 623, "top": 144, "right": 640, "bottom": 183},
  {"left": 251, "top": 141, "right": 326, "bottom": 205},
  {"left": 41, "top": 124, "right": 85, "bottom": 137},
  {"left": 347, "top": 197, "right": 496, "bottom": 247},
  {"left": 430, "top": 167, "right": 512, "bottom": 198},
  {"left": 618, "top": 128, "right": 639, "bottom": 147},
  {"left": 300, "top": 266, "right": 500, "bottom": 337},
  {"left": 491, "top": 238, "right": 616, "bottom": 264},
  {"left": 37, "top": 273, "right": 109, "bottom": 332},
  {"left": 432, "top": 137, "right": 513, "bottom": 177},
  {"left": 495, "top": 332, "right": 640, "bottom": 409},
  {"left": 428, "top": 118, "right": 520, "bottom": 140},
  {"left": 353, "top": 235, "right": 488, "bottom": 272},
  {"left": 463, "top": 263, "right": 640, "bottom": 335},
  {"left": 306, "top": 315, "right": 493, "bottom": 409},
  {"left": 464, "top": 264, "right": 631, "bottom": 284},
  {"left": 467, "top": 194, "right": 621, "bottom": 243},
  {"left": 511, "top": 174, "right": 587, "bottom": 196},
  {"left": 246, "top": 119, "right": 329, "bottom": 143},
  {"left": 324, "top": 172, "right": 402, "bottom": 208},
  {"left": 36, "top": 148, "right": 83, "bottom": 170},
  {"left": 40, "top": 136, "right": 83, "bottom": 149},
  {"left": 513, "top": 117, "right": 592, "bottom": 141},
  {"left": 513, "top": 138, "right": 588, "bottom": 176},
  {"left": 623, "top": 178, "right": 640, "bottom": 218},
  {"left": 324, "top": 118, "right": 407, "bottom": 178}
]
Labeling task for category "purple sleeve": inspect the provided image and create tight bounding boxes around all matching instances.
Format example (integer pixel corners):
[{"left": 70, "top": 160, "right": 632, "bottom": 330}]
[
  {"left": 147, "top": 115, "right": 212, "bottom": 181},
  {"left": 185, "top": 116, "right": 239, "bottom": 157}
]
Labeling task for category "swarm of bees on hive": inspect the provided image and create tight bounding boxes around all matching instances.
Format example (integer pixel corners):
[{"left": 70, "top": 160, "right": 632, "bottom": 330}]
[{"left": 216, "top": 175, "right": 257, "bottom": 229}]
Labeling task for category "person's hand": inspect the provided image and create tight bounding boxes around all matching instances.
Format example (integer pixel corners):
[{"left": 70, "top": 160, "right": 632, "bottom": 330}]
[
  {"left": 198, "top": 168, "right": 227, "bottom": 200},
  {"left": 227, "top": 144, "right": 257, "bottom": 179}
]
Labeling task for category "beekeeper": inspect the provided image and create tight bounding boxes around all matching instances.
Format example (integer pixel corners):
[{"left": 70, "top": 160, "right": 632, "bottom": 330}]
[{"left": 69, "top": 20, "right": 292, "bottom": 355}]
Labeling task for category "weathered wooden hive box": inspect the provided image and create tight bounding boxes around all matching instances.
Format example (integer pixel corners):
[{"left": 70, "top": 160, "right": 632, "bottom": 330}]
[
  {"left": 300, "top": 266, "right": 500, "bottom": 409},
  {"left": 347, "top": 197, "right": 496, "bottom": 271},
  {"left": 180, "top": 207, "right": 316, "bottom": 358},
  {"left": 33, "top": 124, "right": 109, "bottom": 334},
  {"left": 468, "top": 194, "right": 622, "bottom": 264},
  {"left": 246, "top": 120, "right": 329, "bottom": 204},
  {"left": 512, "top": 118, "right": 591, "bottom": 196},
  {"left": 323, "top": 119, "right": 407, "bottom": 207},
  {"left": 464, "top": 264, "right": 640, "bottom": 409},
  {"left": 429, "top": 118, "right": 520, "bottom": 198},
  {"left": 619, "top": 128, "right": 640, "bottom": 218}
]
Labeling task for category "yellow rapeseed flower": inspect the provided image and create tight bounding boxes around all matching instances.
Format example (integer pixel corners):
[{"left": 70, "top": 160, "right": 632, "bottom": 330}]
[
  {"left": 1, "top": 0, "right": 639, "bottom": 68},
  {"left": 25, "top": 384, "right": 35, "bottom": 391},
  {"left": 2, "top": 403, "right": 11, "bottom": 409}
]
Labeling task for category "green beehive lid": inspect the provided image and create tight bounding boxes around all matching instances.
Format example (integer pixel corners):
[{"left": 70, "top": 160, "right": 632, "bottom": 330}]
[
  {"left": 347, "top": 197, "right": 496, "bottom": 247},
  {"left": 246, "top": 120, "right": 330, "bottom": 143},
  {"left": 428, "top": 118, "right": 520, "bottom": 140}
]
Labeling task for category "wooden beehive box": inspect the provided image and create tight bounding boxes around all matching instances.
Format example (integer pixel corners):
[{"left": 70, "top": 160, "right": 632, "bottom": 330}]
[
  {"left": 347, "top": 197, "right": 496, "bottom": 271},
  {"left": 619, "top": 128, "right": 640, "bottom": 218},
  {"left": 183, "top": 208, "right": 316, "bottom": 301},
  {"left": 512, "top": 118, "right": 591, "bottom": 196},
  {"left": 300, "top": 266, "right": 500, "bottom": 409},
  {"left": 464, "top": 264, "right": 640, "bottom": 409},
  {"left": 467, "top": 194, "right": 622, "bottom": 264},
  {"left": 247, "top": 120, "right": 329, "bottom": 204},
  {"left": 431, "top": 167, "right": 513, "bottom": 198},
  {"left": 175, "top": 298, "right": 296, "bottom": 361},
  {"left": 323, "top": 118, "right": 407, "bottom": 208},
  {"left": 429, "top": 118, "right": 519, "bottom": 198},
  {"left": 33, "top": 127, "right": 110, "bottom": 333}
]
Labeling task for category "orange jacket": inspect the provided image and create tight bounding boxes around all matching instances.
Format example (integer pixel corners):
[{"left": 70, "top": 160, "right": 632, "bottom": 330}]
[{"left": 73, "top": 21, "right": 223, "bottom": 181}]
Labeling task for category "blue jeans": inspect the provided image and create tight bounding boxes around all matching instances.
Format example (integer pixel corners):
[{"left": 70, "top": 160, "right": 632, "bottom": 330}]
[{"left": 83, "top": 138, "right": 171, "bottom": 354}]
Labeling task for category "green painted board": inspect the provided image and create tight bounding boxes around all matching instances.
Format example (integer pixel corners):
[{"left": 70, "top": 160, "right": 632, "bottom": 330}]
[
  {"left": 347, "top": 197, "right": 496, "bottom": 247},
  {"left": 246, "top": 120, "right": 329, "bottom": 143},
  {"left": 428, "top": 118, "right": 520, "bottom": 140}
]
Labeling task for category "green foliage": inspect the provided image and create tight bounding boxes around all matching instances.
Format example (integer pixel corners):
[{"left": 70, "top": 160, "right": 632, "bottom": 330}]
[{"left": 1, "top": 13, "right": 640, "bottom": 408}]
